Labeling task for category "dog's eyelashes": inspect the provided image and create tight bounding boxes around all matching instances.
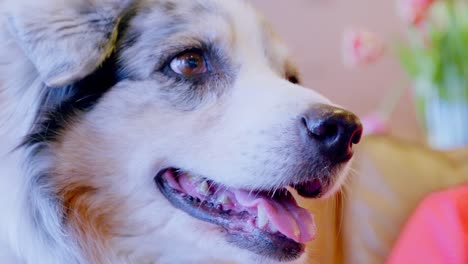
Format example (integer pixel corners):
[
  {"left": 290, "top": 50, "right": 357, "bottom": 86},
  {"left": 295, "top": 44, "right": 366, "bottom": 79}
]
[{"left": 170, "top": 50, "right": 208, "bottom": 76}]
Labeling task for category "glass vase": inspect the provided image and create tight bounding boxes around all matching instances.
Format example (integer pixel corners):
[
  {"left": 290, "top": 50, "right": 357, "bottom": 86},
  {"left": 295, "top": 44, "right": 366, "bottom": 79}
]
[{"left": 414, "top": 77, "right": 468, "bottom": 150}]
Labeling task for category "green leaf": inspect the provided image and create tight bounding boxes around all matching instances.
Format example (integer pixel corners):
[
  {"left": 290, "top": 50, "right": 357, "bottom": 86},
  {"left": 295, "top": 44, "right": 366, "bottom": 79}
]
[{"left": 396, "top": 1, "right": 468, "bottom": 102}]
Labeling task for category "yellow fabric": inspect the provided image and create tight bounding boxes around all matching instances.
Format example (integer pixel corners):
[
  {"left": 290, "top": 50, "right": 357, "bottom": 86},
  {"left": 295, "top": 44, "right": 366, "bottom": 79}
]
[
  {"left": 300, "top": 136, "right": 468, "bottom": 264},
  {"left": 301, "top": 194, "right": 344, "bottom": 263}
]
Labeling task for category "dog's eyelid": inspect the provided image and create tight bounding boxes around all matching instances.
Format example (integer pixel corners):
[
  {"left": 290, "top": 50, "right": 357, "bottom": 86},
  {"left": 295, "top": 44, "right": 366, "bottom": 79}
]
[
  {"left": 168, "top": 48, "right": 205, "bottom": 62},
  {"left": 158, "top": 39, "right": 206, "bottom": 62}
]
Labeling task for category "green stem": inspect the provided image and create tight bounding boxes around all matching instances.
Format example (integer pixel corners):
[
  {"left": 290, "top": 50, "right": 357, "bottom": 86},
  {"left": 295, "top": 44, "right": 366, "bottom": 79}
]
[{"left": 446, "top": 1, "right": 467, "bottom": 100}]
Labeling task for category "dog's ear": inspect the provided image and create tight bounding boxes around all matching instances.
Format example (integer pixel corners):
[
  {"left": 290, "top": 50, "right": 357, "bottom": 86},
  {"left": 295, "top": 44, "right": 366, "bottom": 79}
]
[{"left": 6, "top": 0, "right": 131, "bottom": 87}]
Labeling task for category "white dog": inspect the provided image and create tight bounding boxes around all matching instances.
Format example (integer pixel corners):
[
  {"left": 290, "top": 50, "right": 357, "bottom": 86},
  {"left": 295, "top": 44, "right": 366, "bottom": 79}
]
[{"left": 0, "top": 0, "right": 362, "bottom": 263}]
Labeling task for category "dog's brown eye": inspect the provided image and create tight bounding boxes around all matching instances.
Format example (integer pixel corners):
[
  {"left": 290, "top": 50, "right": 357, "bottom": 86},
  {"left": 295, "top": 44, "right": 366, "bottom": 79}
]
[
  {"left": 170, "top": 51, "right": 207, "bottom": 76},
  {"left": 287, "top": 75, "right": 299, "bottom": 84}
]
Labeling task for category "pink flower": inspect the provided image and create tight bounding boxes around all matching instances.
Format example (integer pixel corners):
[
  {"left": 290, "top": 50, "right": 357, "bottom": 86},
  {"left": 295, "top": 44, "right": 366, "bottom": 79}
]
[
  {"left": 361, "top": 112, "right": 389, "bottom": 136},
  {"left": 397, "top": 0, "right": 436, "bottom": 26},
  {"left": 342, "top": 29, "right": 385, "bottom": 67}
]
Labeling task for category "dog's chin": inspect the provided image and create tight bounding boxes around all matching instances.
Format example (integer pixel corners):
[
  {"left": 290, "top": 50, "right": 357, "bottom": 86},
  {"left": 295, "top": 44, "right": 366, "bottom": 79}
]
[{"left": 154, "top": 168, "right": 328, "bottom": 262}]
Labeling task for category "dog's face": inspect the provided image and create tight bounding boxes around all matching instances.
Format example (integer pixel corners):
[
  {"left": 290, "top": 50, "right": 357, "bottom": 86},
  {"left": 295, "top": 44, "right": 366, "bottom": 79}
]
[{"left": 7, "top": 0, "right": 362, "bottom": 263}]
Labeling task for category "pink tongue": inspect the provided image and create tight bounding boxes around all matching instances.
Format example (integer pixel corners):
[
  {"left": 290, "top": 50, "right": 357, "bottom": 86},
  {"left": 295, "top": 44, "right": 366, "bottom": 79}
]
[{"left": 234, "top": 190, "right": 316, "bottom": 243}]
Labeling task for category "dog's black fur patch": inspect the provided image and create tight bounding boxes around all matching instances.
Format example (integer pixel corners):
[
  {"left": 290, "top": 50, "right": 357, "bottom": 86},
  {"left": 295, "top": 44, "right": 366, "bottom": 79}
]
[
  {"left": 23, "top": 54, "right": 121, "bottom": 148},
  {"left": 22, "top": 8, "right": 140, "bottom": 150}
]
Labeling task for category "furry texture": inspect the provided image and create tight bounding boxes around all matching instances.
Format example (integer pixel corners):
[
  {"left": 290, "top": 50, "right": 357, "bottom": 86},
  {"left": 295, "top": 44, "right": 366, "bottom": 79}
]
[{"left": 0, "top": 1, "right": 355, "bottom": 263}]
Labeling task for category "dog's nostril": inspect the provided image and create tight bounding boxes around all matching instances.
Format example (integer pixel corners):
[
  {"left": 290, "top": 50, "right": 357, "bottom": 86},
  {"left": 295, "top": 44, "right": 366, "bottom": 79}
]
[
  {"left": 310, "top": 122, "right": 339, "bottom": 141},
  {"left": 301, "top": 116, "right": 339, "bottom": 141},
  {"left": 350, "top": 128, "right": 363, "bottom": 146}
]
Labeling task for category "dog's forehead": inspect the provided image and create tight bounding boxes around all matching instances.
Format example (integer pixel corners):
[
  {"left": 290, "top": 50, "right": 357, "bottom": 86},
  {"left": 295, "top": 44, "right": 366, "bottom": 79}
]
[{"left": 121, "top": 0, "right": 290, "bottom": 75}]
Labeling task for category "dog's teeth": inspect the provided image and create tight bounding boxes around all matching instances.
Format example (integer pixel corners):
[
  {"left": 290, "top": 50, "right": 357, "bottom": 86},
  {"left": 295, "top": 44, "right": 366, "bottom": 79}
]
[
  {"left": 256, "top": 204, "right": 268, "bottom": 228},
  {"left": 269, "top": 223, "right": 278, "bottom": 233},
  {"left": 198, "top": 181, "right": 210, "bottom": 196},
  {"left": 218, "top": 194, "right": 231, "bottom": 205},
  {"left": 293, "top": 226, "right": 300, "bottom": 241}
]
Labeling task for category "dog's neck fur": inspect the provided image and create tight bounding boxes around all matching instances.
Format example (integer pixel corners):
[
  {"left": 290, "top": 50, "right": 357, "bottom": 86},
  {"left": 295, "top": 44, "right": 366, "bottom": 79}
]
[{"left": 0, "top": 16, "right": 87, "bottom": 263}]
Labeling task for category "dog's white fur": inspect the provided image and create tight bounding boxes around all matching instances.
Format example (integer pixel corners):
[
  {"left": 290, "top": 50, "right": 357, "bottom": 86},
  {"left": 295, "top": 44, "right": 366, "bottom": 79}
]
[{"left": 0, "top": 1, "right": 351, "bottom": 263}]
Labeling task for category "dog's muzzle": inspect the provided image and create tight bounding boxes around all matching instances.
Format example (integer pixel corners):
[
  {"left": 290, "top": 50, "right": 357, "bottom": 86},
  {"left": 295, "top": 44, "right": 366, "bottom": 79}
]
[{"left": 154, "top": 104, "right": 363, "bottom": 261}]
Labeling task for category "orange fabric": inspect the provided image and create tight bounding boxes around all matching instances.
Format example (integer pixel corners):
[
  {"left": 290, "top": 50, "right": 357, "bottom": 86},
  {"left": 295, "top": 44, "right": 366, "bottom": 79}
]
[
  {"left": 343, "top": 137, "right": 468, "bottom": 264},
  {"left": 387, "top": 185, "right": 468, "bottom": 264}
]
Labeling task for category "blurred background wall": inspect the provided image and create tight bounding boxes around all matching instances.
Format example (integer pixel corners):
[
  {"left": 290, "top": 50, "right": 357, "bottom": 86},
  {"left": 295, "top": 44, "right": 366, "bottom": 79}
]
[{"left": 251, "top": 0, "right": 425, "bottom": 143}]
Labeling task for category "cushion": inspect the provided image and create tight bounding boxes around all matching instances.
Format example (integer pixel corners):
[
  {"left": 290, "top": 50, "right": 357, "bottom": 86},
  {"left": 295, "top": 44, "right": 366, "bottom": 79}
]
[{"left": 342, "top": 136, "right": 468, "bottom": 264}]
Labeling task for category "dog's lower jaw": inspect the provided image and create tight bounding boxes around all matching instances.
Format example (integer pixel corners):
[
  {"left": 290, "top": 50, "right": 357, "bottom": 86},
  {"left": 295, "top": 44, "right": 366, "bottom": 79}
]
[
  {"left": 106, "top": 214, "right": 310, "bottom": 264},
  {"left": 110, "top": 243, "right": 309, "bottom": 264}
]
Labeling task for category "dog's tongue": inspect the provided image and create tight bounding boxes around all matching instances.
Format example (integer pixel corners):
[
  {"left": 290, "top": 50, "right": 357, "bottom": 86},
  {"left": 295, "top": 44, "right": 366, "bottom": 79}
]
[
  {"left": 171, "top": 172, "right": 316, "bottom": 243},
  {"left": 234, "top": 190, "right": 316, "bottom": 243}
]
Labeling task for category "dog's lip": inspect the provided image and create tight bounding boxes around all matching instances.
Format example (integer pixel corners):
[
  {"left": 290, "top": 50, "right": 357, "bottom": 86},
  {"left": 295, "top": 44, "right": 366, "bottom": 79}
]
[
  {"left": 295, "top": 179, "right": 323, "bottom": 198},
  {"left": 154, "top": 168, "right": 318, "bottom": 260}
]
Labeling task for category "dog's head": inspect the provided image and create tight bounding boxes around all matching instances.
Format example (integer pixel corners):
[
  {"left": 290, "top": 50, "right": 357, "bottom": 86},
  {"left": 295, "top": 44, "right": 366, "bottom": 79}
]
[{"left": 9, "top": 0, "right": 362, "bottom": 263}]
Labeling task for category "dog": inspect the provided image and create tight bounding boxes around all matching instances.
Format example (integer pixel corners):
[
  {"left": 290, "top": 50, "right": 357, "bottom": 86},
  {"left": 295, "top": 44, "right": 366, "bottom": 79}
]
[{"left": 0, "top": 0, "right": 363, "bottom": 263}]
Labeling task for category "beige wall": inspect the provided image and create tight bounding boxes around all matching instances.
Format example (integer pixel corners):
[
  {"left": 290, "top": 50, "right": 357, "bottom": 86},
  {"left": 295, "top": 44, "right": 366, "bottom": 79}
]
[{"left": 251, "top": 0, "right": 424, "bottom": 143}]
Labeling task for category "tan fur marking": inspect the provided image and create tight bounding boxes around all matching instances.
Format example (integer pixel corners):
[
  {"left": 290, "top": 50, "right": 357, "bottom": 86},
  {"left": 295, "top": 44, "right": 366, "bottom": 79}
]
[
  {"left": 58, "top": 182, "right": 113, "bottom": 263},
  {"left": 51, "top": 125, "right": 119, "bottom": 263}
]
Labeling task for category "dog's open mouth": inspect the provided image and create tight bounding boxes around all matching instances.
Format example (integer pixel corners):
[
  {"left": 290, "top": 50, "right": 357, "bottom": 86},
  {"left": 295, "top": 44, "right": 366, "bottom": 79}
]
[{"left": 155, "top": 168, "right": 323, "bottom": 261}]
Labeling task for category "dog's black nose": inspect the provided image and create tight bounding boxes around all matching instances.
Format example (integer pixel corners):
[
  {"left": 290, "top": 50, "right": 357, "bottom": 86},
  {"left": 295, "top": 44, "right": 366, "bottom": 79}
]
[{"left": 300, "top": 104, "right": 363, "bottom": 162}]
